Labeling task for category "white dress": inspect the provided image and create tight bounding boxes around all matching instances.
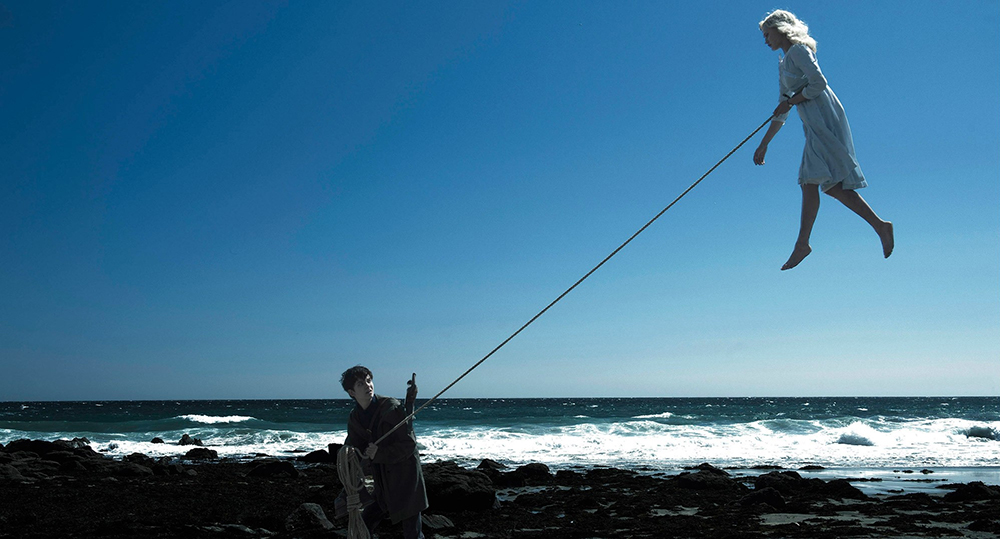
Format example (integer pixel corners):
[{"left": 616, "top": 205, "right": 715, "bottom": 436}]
[{"left": 773, "top": 44, "right": 867, "bottom": 192}]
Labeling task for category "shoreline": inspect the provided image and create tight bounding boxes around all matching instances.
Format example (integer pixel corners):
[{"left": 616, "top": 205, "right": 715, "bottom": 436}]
[
  {"left": 3, "top": 438, "right": 1000, "bottom": 538},
  {"left": 478, "top": 462, "right": 1000, "bottom": 497}
]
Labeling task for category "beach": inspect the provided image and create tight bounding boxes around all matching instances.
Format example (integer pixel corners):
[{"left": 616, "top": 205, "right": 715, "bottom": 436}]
[
  {"left": 2, "top": 438, "right": 999, "bottom": 538},
  {"left": 3, "top": 398, "right": 998, "bottom": 536}
]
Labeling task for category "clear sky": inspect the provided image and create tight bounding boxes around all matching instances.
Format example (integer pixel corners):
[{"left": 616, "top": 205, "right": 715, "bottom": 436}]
[{"left": 1, "top": 1, "right": 998, "bottom": 401}]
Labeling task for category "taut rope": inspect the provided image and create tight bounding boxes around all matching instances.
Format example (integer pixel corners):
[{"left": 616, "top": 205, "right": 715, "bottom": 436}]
[
  {"left": 374, "top": 116, "right": 774, "bottom": 444},
  {"left": 339, "top": 117, "right": 773, "bottom": 538}
]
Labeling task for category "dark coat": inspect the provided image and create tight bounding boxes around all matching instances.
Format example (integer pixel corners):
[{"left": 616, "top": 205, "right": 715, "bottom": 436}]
[{"left": 345, "top": 395, "right": 429, "bottom": 523}]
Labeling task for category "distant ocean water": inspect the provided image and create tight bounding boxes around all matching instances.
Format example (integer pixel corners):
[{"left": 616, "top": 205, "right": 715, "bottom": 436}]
[{"left": 2, "top": 397, "right": 998, "bottom": 472}]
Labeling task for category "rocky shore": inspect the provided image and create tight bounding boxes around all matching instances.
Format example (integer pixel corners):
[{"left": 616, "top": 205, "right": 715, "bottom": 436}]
[{"left": 2, "top": 438, "right": 999, "bottom": 538}]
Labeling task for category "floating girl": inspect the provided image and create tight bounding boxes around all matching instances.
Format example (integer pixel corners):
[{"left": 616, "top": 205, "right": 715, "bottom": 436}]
[{"left": 753, "top": 10, "right": 893, "bottom": 270}]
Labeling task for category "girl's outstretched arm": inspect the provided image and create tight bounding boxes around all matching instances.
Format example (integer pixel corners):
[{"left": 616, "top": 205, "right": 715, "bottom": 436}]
[{"left": 753, "top": 120, "right": 785, "bottom": 165}]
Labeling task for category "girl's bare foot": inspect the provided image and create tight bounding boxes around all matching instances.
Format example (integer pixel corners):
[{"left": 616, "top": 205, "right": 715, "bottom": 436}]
[
  {"left": 878, "top": 221, "right": 894, "bottom": 258},
  {"left": 781, "top": 243, "right": 812, "bottom": 270}
]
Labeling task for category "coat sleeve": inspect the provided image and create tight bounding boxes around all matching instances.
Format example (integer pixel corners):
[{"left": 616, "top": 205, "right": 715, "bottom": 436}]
[
  {"left": 789, "top": 44, "right": 828, "bottom": 100},
  {"left": 344, "top": 413, "right": 366, "bottom": 450},
  {"left": 371, "top": 400, "right": 417, "bottom": 465}
]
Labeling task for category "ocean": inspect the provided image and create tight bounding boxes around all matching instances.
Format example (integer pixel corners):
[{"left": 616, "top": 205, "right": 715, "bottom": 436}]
[{"left": 3, "top": 397, "right": 999, "bottom": 487}]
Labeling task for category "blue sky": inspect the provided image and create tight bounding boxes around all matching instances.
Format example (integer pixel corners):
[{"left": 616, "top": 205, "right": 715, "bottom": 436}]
[{"left": 1, "top": 1, "right": 997, "bottom": 400}]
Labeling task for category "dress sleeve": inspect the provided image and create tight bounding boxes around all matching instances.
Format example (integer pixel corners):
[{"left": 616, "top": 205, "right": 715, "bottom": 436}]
[
  {"left": 774, "top": 68, "right": 789, "bottom": 124},
  {"left": 788, "top": 44, "right": 828, "bottom": 100}
]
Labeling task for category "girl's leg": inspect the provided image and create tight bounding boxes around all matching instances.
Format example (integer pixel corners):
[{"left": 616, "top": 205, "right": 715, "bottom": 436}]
[
  {"left": 782, "top": 184, "right": 820, "bottom": 270},
  {"left": 824, "top": 182, "right": 894, "bottom": 258}
]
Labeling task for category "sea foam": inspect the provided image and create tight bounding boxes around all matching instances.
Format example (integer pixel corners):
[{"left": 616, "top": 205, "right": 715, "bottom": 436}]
[
  {"left": 4, "top": 398, "right": 999, "bottom": 470},
  {"left": 634, "top": 412, "right": 674, "bottom": 419},
  {"left": 178, "top": 414, "right": 256, "bottom": 424}
]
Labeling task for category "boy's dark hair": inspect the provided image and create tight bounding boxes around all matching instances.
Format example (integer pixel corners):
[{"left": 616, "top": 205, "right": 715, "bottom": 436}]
[{"left": 340, "top": 365, "right": 373, "bottom": 393}]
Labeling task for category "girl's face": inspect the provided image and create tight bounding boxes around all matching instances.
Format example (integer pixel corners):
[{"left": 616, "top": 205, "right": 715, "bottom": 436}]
[{"left": 762, "top": 26, "right": 789, "bottom": 51}]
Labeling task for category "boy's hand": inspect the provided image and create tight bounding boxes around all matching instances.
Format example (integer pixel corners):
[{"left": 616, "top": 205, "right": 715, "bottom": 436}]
[
  {"left": 364, "top": 443, "right": 378, "bottom": 460},
  {"left": 405, "top": 373, "right": 418, "bottom": 405}
]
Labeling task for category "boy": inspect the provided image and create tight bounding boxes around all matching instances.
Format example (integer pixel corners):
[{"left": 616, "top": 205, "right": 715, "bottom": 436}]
[{"left": 341, "top": 365, "right": 428, "bottom": 539}]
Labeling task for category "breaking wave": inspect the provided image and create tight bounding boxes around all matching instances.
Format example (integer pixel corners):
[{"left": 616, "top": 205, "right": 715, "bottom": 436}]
[{"left": 178, "top": 415, "right": 256, "bottom": 424}]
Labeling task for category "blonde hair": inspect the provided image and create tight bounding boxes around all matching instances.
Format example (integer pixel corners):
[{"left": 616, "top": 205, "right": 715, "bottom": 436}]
[{"left": 759, "top": 9, "right": 817, "bottom": 52}]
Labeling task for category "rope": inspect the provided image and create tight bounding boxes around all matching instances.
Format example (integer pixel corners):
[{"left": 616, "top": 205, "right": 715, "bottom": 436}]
[
  {"left": 373, "top": 115, "right": 775, "bottom": 445},
  {"left": 337, "top": 445, "right": 370, "bottom": 539}
]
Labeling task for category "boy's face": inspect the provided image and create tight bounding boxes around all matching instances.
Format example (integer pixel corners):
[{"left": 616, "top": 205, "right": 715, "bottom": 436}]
[{"left": 347, "top": 373, "right": 374, "bottom": 409}]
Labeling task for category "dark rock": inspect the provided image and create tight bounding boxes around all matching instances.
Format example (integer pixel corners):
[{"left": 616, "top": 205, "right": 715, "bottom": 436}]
[
  {"left": 692, "top": 462, "right": 729, "bottom": 474},
  {"left": 60, "top": 459, "right": 89, "bottom": 473},
  {"left": 40, "top": 450, "right": 91, "bottom": 473},
  {"left": 488, "top": 469, "right": 525, "bottom": 488},
  {"left": 62, "top": 442, "right": 102, "bottom": 460},
  {"left": 482, "top": 461, "right": 554, "bottom": 488},
  {"left": 741, "top": 486, "right": 786, "bottom": 510},
  {"left": 585, "top": 467, "right": 639, "bottom": 484},
  {"left": 422, "top": 513, "right": 455, "bottom": 530},
  {"left": 820, "top": 479, "right": 868, "bottom": 500},
  {"left": 179, "top": 434, "right": 203, "bottom": 446},
  {"left": 964, "top": 426, "right": 999, "bottom": 440},
  {"left": 3, "top": 439, "right": 62, "bottom": 455},
  {"left": 477, "top": 458, "right": 507, "bottom": 471},
  {"left": 247, "top": 460, "right": 299, "bottom": 478},
  {"left": 196, "top": 523, "right": 262, "bottom": 535},
  {"left": 0, "top": 463, "right": 26, "bottom": 482},
  {"left": 327, "top": 442, "right": 343, "bottom": 458},
  {"left": 515, "top": 462, "right": 552, "bottom": 483},
  {"left": 108, "top": 462, "right": 154, "bottom": 477},
  {"left": 943, "top": 481, "right": 999, "bottom": 502},
  {"left": 306, "top": 483, "right": 343, "bottom": 512},
  {"left": 886, "top": 492, "right": 937, "bottom": 508},
  {"left": 12, "top": 458, "right": 61, "bottom": 478},
  {"left": 754, "top": 471, "right": 805, "bottom": 495},
  {"left": 57, "top": 437, "right": 91, "bottom": 450},
  {"left": 2, "top": 438, "right": 98, "bottom": 461},
  {"left": 423, "top": 461, "right": 496, "bottom": 512},
  {"left": 554, "top": 469, "right": 585, "bottom": 486},
  {"left": 151, "top": 437, "right": 165, "bottom": 444},
  {"left": 184, "top": 448, "right": 218, "bottom": 460},
  {"left": 123, "top": 453, "right": 156, "bottom": 466},
  {"left": 799, "top": 465, "right": 825, "bottom": 471},
  {"left": 297, "top": 449, "right": 334, "bottom": 464},
  {"left": 754, "top": 471, "right": 867, "bottom": 501},
  {"left": 676, "top": 468, "right": 741, "bottom": 491},
  {"left": 43, "top": 451, "right": 81, "bottom": 463},
  {"left": 152, "top": 463, "right": 187, "bottom": 476},
  {"left": 284, "top": 503, "right": 334, "bottom": 532},
  {"left": 969, "top": 519, "right": 1000, "bottom": 533},
  {"left": 749, "top": 464, "right": 783, "bottom": 470}
]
